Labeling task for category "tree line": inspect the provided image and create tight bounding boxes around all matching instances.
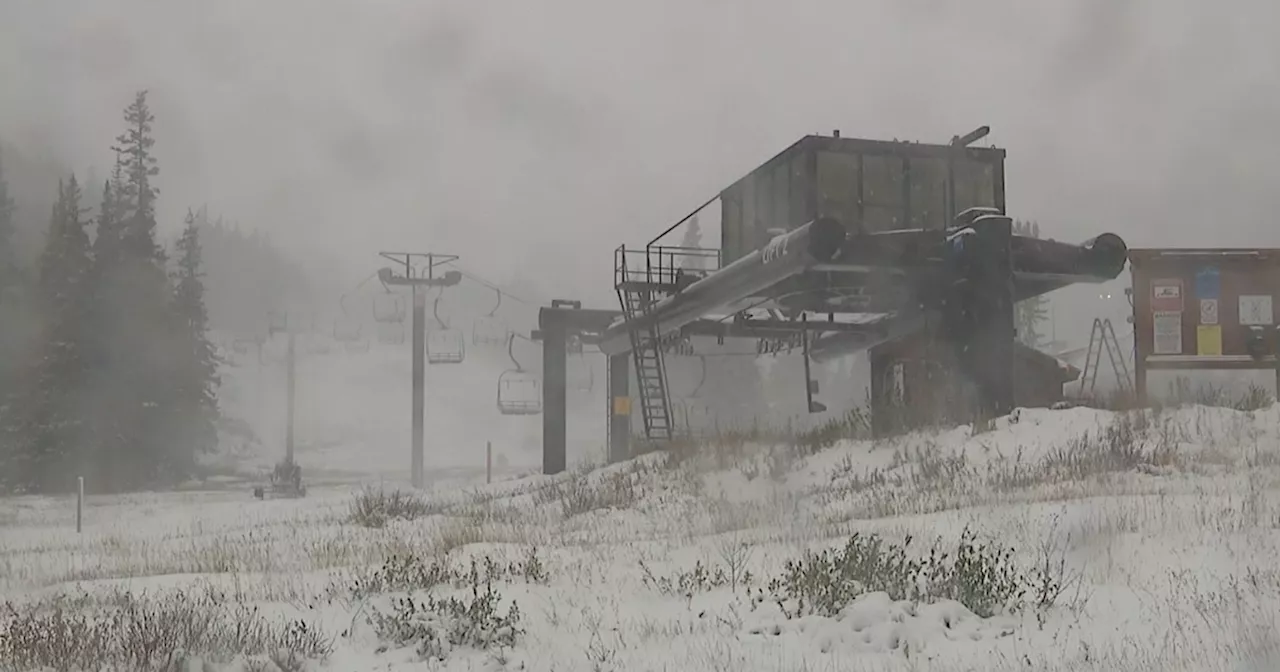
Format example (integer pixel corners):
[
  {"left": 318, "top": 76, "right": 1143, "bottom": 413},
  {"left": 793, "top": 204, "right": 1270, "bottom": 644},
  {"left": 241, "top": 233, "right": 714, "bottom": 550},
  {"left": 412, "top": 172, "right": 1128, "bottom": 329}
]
[{"left": 0, "top": 91, "right": 220, "bottom": 494}]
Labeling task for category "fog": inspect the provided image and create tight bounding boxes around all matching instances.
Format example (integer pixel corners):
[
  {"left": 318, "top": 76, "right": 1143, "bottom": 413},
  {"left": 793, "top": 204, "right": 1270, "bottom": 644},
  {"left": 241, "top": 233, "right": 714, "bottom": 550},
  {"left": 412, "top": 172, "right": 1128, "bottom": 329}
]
[
  {"left": 4, "top": 0, "right": 1278, "bottom": 309},
  {"left": 4, "top": 0, "right": 1280, "bottom": 476}
]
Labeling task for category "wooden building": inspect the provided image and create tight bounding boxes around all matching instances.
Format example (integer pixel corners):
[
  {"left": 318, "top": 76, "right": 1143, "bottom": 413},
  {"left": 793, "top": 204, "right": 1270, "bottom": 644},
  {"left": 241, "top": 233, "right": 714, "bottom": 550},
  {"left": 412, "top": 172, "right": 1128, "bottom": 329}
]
[
  {"left": 1128, "top": 248, "right": 1280, "bottom": 400},
  {"left": 718, "top": 133, "right": 1006, "bottom": 263}
]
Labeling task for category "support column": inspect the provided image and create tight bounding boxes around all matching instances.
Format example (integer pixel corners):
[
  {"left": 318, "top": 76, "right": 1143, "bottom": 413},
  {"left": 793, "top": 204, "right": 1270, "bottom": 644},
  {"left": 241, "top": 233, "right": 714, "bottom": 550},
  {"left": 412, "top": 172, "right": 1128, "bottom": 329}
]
[
  {"left": 868, "top": 346, "right": 890, "bottom": 438},
  {"left": 542, "top": 319, "right": 568, "bottom": 475},
  {"left": 411, "top": 288, "right": 426, "bottom": 488},
  {"left": 607, "top": 353, "right": 631, "bottom": 463},
  {"left": 953, "top": 215, "right": 1016, "bottom": 418},
  {"left": 285, "top": 331, "right": 296, "bottom": 464},
  {"left": 1135, "top": 357, "right": 1148, "bottom": 405}
]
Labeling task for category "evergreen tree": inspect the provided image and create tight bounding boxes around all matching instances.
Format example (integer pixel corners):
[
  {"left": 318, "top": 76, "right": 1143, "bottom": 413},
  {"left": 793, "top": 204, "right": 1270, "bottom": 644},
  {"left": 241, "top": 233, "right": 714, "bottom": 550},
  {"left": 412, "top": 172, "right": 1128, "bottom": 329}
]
[
  {"left": 10, "top": 176, "right": 96, "bottom": 490},
  {"left": 87, "top": 90, "right": 179, "bottom": 490},
  {"left": 91, "top": 163, "right": 125, "bottom": 264},
  {"left": 0, "top": 149, "right": 20, "bottom": 490},
  {"left": 169, "top": 209, "right": 220, "bottom": 460},
  {"left": 1014, "top": 220, "right": 1050, "bottom": 348},
  {"left": 112, "top": 91, "right": 163, "bottom": 262},
  {"left": 678, "top": 215, "right": 704, "bottom": 271},
  {"left": 0, "top": 148, "right": 16, "bottom": 286},
  {"left": 38, "top": 176, "right": 92, "bottom": 306}
]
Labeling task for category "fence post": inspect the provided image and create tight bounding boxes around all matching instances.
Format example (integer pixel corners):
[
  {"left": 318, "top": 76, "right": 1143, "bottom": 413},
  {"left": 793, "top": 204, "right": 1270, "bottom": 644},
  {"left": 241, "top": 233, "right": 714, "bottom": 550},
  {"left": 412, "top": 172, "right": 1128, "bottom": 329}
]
[
  {"left": 486, "top": 441, "right": 492, "bottom": 484},
  {"left": 76, "top": 476, "right": 84, "bottom": 533}
]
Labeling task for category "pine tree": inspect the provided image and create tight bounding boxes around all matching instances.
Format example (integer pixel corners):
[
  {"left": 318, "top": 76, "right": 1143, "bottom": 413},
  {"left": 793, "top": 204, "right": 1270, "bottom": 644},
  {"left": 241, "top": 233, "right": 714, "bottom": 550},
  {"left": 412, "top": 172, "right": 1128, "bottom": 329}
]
[
  {"left": 38, "top": 176, "right": 92, "bottom": 306},
  {"left": 91, "top": 163, "right": 125, "bottom": 264},
  {"left": 112, "top": 91, "right": 163, "bottom": 261},
  {"left": 5, "top": 176, "right": 95, "bottom": 491},
  {"left": 0, "top": 149, "right": 21, "bottom": 490},
  {"left": 0, "top": 148, "right": 16, "bottom": 286},
  {"left": 1014, "top": 220, "right": 1050, "bottom": 348},
  {"left": 86, "top": 91, "right": 179, "bottom": 490},
  {"left": 170, "top": 209, "right": 221, "bottom": 460},
  {"left": 678, "top": 215, "right": 704, "bottom": 271}
]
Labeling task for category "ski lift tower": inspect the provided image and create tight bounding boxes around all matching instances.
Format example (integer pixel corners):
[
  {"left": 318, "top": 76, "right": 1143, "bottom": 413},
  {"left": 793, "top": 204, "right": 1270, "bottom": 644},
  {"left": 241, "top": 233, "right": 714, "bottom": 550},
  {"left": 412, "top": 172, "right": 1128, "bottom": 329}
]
[
  {"left": 376, "top": 252, "right": 463, "bottom": 488},
  {"left": 253, "top": 309, "right": 311, "bottom": 499}
]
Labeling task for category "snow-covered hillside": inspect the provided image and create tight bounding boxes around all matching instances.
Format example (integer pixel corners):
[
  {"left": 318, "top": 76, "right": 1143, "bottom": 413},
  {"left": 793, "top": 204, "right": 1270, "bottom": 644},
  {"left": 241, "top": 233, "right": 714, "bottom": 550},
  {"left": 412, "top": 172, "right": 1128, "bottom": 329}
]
[{"left": 3, "top": 402, "right": 1279, "bottom": 670}]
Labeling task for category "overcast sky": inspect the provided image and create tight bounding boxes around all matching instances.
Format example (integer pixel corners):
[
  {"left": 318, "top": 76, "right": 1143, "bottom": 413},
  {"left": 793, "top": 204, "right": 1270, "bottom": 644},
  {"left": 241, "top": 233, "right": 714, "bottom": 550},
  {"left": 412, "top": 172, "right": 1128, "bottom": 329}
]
[{"left": 3, "top": 0, "right": 1278, "bottom": 308}]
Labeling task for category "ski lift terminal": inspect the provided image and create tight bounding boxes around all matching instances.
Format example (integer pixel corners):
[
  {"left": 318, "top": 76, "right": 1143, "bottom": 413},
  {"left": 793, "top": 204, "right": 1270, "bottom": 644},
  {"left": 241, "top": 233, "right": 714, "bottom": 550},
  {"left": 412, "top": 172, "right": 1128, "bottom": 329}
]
[{"left": 532, "top": 128, "right": 1129, "bottom": 476}]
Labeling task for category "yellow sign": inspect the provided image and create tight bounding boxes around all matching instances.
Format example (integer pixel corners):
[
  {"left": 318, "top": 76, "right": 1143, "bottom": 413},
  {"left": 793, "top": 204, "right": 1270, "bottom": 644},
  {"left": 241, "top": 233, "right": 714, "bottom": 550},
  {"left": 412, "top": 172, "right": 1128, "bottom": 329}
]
[
  {"left": 612, "top": 396, "right": 632, "bottom": 415},
  {"left": 1196, "top": 325, "right": 1222, "bottom": 356}
]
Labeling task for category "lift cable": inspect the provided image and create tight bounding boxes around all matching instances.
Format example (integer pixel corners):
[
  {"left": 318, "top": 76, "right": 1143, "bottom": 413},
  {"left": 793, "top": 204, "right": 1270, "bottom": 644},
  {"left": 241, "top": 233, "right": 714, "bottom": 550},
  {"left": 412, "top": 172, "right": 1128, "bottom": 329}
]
[
  {"left": 332, "top": 269, "right": 387, "bottom": 323},
  {"left": 344, "top": 270, "right": 383, "bottom": 296},
  {"left": 441, "top": 264, "right": 545, "bottom": 307}
]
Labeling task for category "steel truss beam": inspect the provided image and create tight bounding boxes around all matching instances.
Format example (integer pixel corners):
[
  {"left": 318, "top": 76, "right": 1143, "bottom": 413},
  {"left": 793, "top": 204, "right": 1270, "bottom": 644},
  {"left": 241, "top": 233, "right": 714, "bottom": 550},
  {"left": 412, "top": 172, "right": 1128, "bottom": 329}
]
[{"left": 597, "top": 220, "right": 1127, "bottom": 357}]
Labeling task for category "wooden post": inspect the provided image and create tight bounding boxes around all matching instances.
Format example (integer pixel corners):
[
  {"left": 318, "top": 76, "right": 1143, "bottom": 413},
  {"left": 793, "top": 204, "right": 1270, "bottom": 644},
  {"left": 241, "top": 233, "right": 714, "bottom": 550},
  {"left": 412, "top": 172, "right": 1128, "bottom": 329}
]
[{"left": 486, "top": 441, "right": 493, "bottom": 484}]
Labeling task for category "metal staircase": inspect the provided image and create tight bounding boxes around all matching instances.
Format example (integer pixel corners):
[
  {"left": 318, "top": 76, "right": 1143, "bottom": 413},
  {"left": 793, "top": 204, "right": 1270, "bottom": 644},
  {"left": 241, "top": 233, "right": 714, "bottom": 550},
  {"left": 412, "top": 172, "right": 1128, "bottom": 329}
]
[
  {"left": 618, "top": 285, "right": 673, "bottom": 441},
  {"left": 1079, "top": 317, "right": 1133, "bottom": 397},
  {"left": 614, "top": 243, "right": 720, "bottom": 442}
]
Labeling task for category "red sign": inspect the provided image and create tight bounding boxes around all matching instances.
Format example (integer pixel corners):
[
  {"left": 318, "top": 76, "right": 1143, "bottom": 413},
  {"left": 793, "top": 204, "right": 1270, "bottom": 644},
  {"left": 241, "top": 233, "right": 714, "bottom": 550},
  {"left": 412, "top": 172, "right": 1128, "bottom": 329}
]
[{"left": 1152, "top": 279, "right": 1184, "bottom": 312}]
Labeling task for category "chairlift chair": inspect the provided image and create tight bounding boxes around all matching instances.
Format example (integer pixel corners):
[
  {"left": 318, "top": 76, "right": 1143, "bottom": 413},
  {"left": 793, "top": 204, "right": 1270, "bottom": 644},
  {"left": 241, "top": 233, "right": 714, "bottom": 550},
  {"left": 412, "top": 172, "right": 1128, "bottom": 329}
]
[
  {"left": 232, "top": 338, "right": 257, "bottom": 356},
  {"left": 267, "top": 310, "right": 288, "bottom": 335},
  {"left": 376, "top": 321, "right": 406, "bottom": 345},
  {"left": 562, "top": 334, "right": 593, "bottom": 392},
  {"left": 289, "top": 312, "right": 318, "bottom": 334},
  {"left": 677, "top": 401, "right": 711, "bottom": 438},
  {"left": 261, "top": 339, "right": 289, "bottom": 365},
  {"left": 670, "top": 356, "right": 709, "bottom": 435},
  {"left": 304, "top": 337, "right": 332, "bottom": 355},
  {"left": 426, "top": 296, "right": 466, "bottom": 364},
  {"left": 497, "top": 334, "right": 542, "bottom": 416},
  {"left": 684, "top": 355, "right": 707, "bottom": 399},
  {"left": 373, "top": 293, "right": 407, "bottom": 324},
  {"left": 334, "top": 318, "right": 363, "bottom": 344},
  {"left": 568, "top": 352, "right": 595, "bottom": 393},
  {"left": 472, "top": 287, "right": 511, "bottom": 345},
  {"left": 333, "top": 293, "right": 366, "bottom": 343}
]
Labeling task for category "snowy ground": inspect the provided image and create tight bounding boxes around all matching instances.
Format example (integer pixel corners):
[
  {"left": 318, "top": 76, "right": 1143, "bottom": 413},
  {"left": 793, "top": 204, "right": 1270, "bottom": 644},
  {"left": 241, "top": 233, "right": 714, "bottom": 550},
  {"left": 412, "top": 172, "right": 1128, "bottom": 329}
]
[{"left": 3, "top": 341, "right": 1280, "bottom": 670}]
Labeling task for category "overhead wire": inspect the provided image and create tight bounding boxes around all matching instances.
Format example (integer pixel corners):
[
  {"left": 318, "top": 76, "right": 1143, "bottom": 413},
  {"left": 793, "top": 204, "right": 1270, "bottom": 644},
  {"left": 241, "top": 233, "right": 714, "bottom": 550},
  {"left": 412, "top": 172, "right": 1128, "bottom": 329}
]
[
  {"left": 441, "top": 264, "right": 544, "bottom": 307},
  {"left": 349, "top": 270, "right": 383, "bottom": 294}
]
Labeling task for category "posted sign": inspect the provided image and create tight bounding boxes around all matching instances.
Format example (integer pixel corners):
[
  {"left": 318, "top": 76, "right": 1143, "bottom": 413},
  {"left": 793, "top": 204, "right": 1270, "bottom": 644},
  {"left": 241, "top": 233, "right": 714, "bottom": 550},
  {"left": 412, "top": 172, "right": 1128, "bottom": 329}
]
[
  {"left": 1152, "top": 280, "right": 1184, "bottom": 312},
  {"left": 1239, "top": 295, "right": 1274, "bottom": 326},
  {"left": 1195, "top": 267, "right": 1220, "bottom": 299},
  {"left": 1153, "top": 310, "right": 1183, "bottom": 355},
  {"left": 1199, "top": 298, "right": 1219, "bottom": 325},
  {"left": 1196, "top": 325, "right": 1222, "bottom": 356}
]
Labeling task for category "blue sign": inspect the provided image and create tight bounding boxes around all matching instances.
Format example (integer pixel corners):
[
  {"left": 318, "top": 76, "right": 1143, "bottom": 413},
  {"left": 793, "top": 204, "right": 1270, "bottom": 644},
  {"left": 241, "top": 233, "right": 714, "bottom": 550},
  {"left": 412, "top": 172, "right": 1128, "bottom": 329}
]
[{"left": 1195, "top": 267, "right": 1220, "bottom": 299}]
